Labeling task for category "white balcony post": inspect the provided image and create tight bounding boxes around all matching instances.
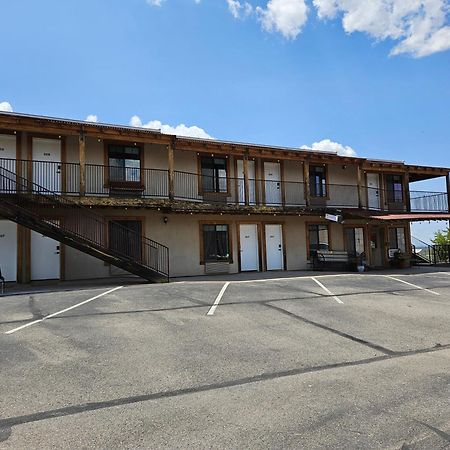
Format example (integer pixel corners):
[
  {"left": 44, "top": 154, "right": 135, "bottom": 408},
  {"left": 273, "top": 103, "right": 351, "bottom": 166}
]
[
  {"left": 168, "top": 138, "right": 175, "bottom": 201},
  {"left": 243, "top": 155, "right": 250, "bottom": 206}
]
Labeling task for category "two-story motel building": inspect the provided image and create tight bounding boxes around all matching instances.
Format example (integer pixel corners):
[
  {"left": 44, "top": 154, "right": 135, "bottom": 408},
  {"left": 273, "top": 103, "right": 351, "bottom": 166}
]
[{"left": 0, "top": 111, "right": 449, "bottom": 283}]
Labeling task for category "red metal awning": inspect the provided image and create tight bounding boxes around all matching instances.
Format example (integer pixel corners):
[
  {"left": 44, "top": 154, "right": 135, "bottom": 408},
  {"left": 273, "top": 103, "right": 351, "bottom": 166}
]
[{"left": 368, "top": 213, "right": 450, "bottom": 221}]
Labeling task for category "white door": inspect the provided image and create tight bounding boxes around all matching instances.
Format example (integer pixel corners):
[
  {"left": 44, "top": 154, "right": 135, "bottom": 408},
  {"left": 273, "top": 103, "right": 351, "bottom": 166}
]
[
  {"left": 32, "top": 138, "right": 62, "bottom": 193},
  {"left": 265, "top": 224, "right": 284, "bottom": 270},
  {"left": 0, "top": 134, "right": 17, "bottom": 192},
  {"left": 0, "top": 221, "right": 17, "bottom": 282},
  {"left": 31, "top": 230, "right": 61, "bottom": 280},
  {"left": 367, "top": 173, "right": 380, "bottom": 210},
  {"left": 264, "top": 162, "right": 281, "bottom": 206},
  {"left": 237, "top": 160, "right": 256, "bottom": 205},
  {"left": 239, "top": 224, "right": 259, "bottom": 271}
]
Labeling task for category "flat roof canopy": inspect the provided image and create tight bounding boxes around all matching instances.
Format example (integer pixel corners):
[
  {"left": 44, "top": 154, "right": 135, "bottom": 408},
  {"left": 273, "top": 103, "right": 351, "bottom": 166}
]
[{"left": 369, "top": 213, "right": 450, "bottom": 222}]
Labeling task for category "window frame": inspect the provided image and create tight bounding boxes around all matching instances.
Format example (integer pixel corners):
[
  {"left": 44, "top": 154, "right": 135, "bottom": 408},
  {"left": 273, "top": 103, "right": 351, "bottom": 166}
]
[
  {"left": 306, "top": 222, "right": 331, "bottom": 260},
  {"left": 343, "top": 226, "right": 366, "bottom": 257},
  {"left": 385, "top": 174, "right": 404, "bottom": 204},
  {"left": 388, "top": 226, "right": 407, "bottom": 254},
  {"left": 197, "top": 154, "right": 230, "bottom": 195},
  {"left": 309, "top": 164, "right": 329, "bottom": 198},
  {"left": 104, "top": 141, "right": 144, "bottom": 186},
  {"left": 199, "top": 221, "right": 233, "bottom": 265}
]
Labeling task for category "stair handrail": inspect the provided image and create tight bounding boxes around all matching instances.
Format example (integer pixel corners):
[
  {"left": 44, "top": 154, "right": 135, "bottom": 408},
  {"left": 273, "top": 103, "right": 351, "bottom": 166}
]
[{"left": 0, "top": 165, "right": 169, "bottom": 279}]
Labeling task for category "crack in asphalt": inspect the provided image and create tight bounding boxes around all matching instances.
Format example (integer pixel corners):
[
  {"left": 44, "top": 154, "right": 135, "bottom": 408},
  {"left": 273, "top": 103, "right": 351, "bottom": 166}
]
[
  {"left": 263, "top": 302, "right": 397, "bottom": 355},
  {"left": 1, "top": 343, "right": 450, "bottom": 432}
]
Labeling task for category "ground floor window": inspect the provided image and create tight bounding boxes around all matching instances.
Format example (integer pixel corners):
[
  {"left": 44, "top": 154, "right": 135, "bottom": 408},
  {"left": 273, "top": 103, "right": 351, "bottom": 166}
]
[
  {"left": 202, "top": 224, "right": 231, "bottom": 262},
  {"left": 308, "top": 224, "right": 329, "bottom": 258},
  {"left": 108, "top": 220, "right": 142, "bottom": 261},
  {"left": 345, "top": 227, "right": 365, "bottom": 256},
  {"left": 388, "top": 227, "right": 407, "bottom": 253}
]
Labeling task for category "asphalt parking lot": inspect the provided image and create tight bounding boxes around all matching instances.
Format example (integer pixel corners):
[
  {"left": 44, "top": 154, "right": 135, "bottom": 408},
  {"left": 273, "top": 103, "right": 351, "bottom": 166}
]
[{"left": 1, "top": 269, "right": 450, "bottom": 449}]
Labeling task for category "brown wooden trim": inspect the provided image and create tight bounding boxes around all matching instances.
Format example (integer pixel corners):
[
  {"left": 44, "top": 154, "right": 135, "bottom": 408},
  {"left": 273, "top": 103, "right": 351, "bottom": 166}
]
[
  {"left": 198, "top": 220, "right": 234, "bottom": 265},
  {"left": 168, "top": 139, "right": 175, "bottom": 200},
  {"left": 16, "top": 225, "right": 24, "bottom": 283},
  {"left": 303, "top": 161, "right": 310, "bottom": 207},
  {"left": 79, "top": 133, "right": 86, "bottom": 196}
]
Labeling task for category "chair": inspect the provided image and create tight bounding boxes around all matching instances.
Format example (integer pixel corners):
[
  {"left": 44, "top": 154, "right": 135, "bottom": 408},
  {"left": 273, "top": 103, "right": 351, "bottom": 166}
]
[{"left": 0, "top": 267, "right": 5, "bottom": 294}]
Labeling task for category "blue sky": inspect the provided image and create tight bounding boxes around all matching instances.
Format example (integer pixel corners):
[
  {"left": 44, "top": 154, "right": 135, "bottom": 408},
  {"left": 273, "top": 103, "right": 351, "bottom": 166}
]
[{"left": 1, "top": 0, "right": 449, "bottom": 241}]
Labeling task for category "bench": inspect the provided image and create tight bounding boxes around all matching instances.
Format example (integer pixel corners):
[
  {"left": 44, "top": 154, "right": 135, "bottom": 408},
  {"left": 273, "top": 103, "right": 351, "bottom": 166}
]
[{"left": 312, "top": 250, "right": 354, "bottom": 271}]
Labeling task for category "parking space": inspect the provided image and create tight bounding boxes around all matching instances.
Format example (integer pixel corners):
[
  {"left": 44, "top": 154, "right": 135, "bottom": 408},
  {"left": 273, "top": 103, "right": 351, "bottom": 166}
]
[{"left": 1, "top": 269, "right": 450, "bottom": 448}]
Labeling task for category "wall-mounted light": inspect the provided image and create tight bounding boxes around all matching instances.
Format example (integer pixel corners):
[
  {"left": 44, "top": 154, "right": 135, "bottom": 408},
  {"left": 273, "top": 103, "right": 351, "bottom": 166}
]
[{"left": 163, "top": 216, "right": 168, "bottom": 224}]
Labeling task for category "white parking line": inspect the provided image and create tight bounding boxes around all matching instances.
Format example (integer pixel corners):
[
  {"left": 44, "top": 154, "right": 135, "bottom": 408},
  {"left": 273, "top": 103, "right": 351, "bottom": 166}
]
[
  {"left": 311, "top": 277, "right": 344, "bottom": 304},
  {"left": 5, "top": 286, "right": 124, "bottom": 335},
  {"left": 384, "top": 276, "right": 440, "bottom": 296},
  {"left": 207, "top": 282, "right": 230, "bottom": 316}
]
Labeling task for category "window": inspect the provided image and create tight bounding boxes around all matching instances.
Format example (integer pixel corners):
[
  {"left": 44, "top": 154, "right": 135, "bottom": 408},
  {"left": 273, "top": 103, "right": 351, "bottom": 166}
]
[
  {"left": 308, "top": 224, "right": 329, "bottom": 258},
  {"left": 202, "top": 224, "right": 230, "bottom": 262},
  {"left": 345, "top": 227, "right": 365, "bottom": 256},
  {"left": 386, "top": 174, "right": 403, "bottom": 203},
  {"left": 108, "top": 144, "right": 141, "bottom": 183},
  {"left": 109, "top": 220, "right": 142, "bottom": 261},
  {"left": 389, "top": 227, "right": 406, "bottom": 253},
  {"left": 200, "top": 156, "right": 228, "bottom": 193},
  {"left": 309, "top": 165, "right": 327, "bottom": 197}
]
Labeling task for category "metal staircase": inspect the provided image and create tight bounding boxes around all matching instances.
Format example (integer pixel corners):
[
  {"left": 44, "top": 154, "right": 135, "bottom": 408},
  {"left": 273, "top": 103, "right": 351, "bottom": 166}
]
[
  {"left": 0, "top": 166, "right": 169, "bottom": 282},
  {"left": 411, "top": 236, "right": 450, "bottom": 266}
]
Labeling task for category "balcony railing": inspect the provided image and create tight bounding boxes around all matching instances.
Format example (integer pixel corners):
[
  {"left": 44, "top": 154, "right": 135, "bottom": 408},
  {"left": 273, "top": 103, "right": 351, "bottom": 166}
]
[{"left": 1, "top": 158, "right": 448, "bottom": 213}]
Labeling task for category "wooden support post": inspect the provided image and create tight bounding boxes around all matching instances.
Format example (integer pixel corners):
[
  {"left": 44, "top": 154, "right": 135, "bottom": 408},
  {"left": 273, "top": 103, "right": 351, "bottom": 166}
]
[
  {"left": 168, "top": 138, "right": 175, "bottom": 201},
  {"left": 404, "top": 171, "right": 411, "bottom": 212},
  {"left": 446, "top": 172, "right": 450, "bottom": 213},
  {"left": 380, "top": 172, "right": 385, "bottom": 212},
  {"left": 303, "top": 160, "right": 310, "bottom": 208},
  {"left": 357, "top": 164, "right": 363, "bottom": 209},
  {"left": 79, "top": 133, "right": 86, "bottom": 196},
  {"left": 243, "top": 155, "right": 250, "bottom": 206}
]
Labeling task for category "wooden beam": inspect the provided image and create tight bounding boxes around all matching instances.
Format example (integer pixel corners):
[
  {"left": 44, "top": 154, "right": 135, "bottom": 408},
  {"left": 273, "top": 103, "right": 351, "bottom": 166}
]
[
  {"left": 168, "top": 139, "right": 175, "bottom": 201},
  {"left": 303, "top": 160, "right": 310, "bottom": 208},
  {"left": 404, "top": 170, "right": 411, "bottom": 212},
  {"left": 79, "top": 133, "right": 86, "bottom": 196},
  {"left": 446, "top": 172, "right": 450, "bottom": 213},
  {"left": 357, "top": 164, "right": 363, "bottom": 209},
  {"left": 243, "top": 156, "right": 250, "bottom": 206}
]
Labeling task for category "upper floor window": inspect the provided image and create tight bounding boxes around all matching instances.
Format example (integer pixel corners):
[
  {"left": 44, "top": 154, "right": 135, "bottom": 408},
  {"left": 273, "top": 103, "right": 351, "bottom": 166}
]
[
  {"left": 108, "top": 145, "right": 141, "bottom": 183},
  {"left": 309, "top": 165, "right": 327, "bottom": 197},
  {"left": 308, "top": 224, "right": 329, "bottom": 258},
  {"left": 385, "top": 174, "right": 403, "bottom": 203},
  {"left": 200, "top": 156, "right": 228, "bottom": 193}
]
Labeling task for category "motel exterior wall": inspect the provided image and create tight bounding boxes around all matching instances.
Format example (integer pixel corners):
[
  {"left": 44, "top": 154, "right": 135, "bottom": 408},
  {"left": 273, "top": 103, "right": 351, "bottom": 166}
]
[{"left": 0, "top": 112, "right": 448, "bottom": 283}]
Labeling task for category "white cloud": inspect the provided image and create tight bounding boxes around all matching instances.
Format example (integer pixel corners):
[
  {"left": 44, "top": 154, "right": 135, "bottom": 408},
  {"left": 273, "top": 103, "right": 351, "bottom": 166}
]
[
  {"left": 227, "top": 0, "right": 253, "bottom": 19},
  {"left": 303, "top": 139, "right": 357, "bottom": 157},
  {"left": 256, "top": 0, "right": 309, "bottom": 39},
  {"left": 313, "top": 0, "right": 450, "bottom": 58},
  {"left": 146, "top": 0, "right": 165, "bottom": 6},
  {"left": 130, "top": 115, "right": 214, "bottom": 139},
  {"left": 0, "top": 101, "right": 13, "bottom": 112},
  {"left": 85, "top": 114, "right": 98, "bottom": 123}
]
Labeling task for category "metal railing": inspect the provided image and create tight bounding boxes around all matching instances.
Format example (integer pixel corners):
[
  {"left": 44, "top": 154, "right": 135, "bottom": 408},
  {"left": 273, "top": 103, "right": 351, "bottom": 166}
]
[
  {"left": 0, "top": 165, "right": 169, "bottom": 281},
  {"left": 1, "top": 158, "right": 448, "bottom": 213}
]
